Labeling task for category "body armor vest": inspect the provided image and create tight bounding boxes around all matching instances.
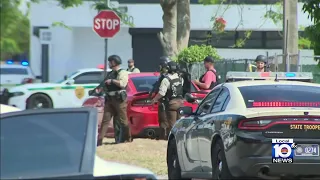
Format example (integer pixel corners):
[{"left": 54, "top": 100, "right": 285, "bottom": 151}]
[
  {"left": 105, "top": 69, "right": 123, "bottom": 91},
  {"left": 199, "top": 70, "right": 217, "bottom": 89},
  {"left": 165, "top": 76, "right": 183, "bottom": 100}
]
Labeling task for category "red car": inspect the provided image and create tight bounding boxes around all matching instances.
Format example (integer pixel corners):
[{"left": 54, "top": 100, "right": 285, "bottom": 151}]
[{"left": 82, "top": 72, "right": 207, "bottom": 139}]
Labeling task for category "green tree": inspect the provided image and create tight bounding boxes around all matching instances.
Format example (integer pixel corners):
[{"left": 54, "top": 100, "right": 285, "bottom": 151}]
[
  {"left": 0, "top": 0, "right": 30, "bottom": 60},
  {"left": 303, "top": 0, "right": 320, "bottom": 66}
]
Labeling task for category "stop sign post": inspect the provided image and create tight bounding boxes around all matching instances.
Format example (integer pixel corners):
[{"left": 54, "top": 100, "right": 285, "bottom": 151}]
[{"left": 93, "top": 10, "right": 121, "bottom": 38}]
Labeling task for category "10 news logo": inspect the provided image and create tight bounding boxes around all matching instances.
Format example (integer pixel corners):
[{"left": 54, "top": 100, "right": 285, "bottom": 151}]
[{"left": 272, "top": 139, "right": 297, "bottom": 163}]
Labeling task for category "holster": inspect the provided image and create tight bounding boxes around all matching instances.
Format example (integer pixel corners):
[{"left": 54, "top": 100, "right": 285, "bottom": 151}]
[
  {"left": 117, "top": 91, "right": 127, "bottom": 102},
  {"left": 159, "top": 102, "right": 165, "bottom": 112}
]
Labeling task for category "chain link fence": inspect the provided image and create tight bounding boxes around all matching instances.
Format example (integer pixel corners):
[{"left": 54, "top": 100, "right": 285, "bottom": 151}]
[{"left": 180, "top": 57, "right": 320, "bottom": 83}]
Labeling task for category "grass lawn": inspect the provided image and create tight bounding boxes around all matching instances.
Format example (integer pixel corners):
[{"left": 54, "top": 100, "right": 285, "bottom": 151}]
[{"left": 96, "top": 138, "right": 168, "bottom": 175}]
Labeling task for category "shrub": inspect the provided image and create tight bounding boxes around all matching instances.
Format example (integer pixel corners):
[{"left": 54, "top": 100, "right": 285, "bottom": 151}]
[{"left": 175, "top": 45, "right": 221, "bottom": 64}]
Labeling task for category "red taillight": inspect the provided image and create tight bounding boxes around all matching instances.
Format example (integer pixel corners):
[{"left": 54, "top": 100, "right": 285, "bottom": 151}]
[
  {"left": 132, "top": 98, "right": 152, "bottom": 106},
  {"left": 252, "top": 101, "right": 320, "bottom": 107},
  {"left": 22, "top": 78, "right": 34, "bottom": 84},
  {"left": 238, "top": 119, "right": 273, "bottom": 130}
]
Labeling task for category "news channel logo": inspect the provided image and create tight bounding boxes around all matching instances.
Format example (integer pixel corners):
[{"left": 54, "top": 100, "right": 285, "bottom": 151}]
[{"left": 272, "top": 139, "right": 297, "bottom": 163}]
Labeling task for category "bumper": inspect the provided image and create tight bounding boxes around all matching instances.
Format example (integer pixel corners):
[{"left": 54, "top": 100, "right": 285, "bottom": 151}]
[
  {"left": 8, "top": 95, "right": 27, "bottom": 110},
  {"left": 226, "top": 134, "right": 320, "bottom": 178},
  {"left": 128, "top": 106, "right": 159, "bottom": 138}
]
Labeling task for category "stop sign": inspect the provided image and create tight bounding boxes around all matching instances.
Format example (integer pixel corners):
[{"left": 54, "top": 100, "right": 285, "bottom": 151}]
[{"left": 93, "top": 10, "right": 121, "bottom": 38}]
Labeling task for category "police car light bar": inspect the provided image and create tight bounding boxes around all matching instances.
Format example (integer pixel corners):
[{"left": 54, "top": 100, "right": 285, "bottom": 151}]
[
  {"left": 226, "top": 71, "right": 313, "bottom": 80},
  {"left": 2, "top": 60, "right": 29, "bottom": 66}
]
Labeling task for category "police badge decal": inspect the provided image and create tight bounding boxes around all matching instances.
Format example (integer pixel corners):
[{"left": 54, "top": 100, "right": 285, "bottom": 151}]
[{"left": 75, "top": 86, "right": 85, "bottom": 99}]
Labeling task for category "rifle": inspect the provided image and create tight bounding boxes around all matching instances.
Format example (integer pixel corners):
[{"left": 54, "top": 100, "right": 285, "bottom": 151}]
[{"left": 88, "top": 72, "right": 112, "bottom": 96}]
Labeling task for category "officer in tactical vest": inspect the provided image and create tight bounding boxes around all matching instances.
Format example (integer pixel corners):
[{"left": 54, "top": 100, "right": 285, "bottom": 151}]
[
  {"left": 149, "top": 56, "right": 170, "bottom": 139},
  {"left": 255, "top": 55, "right": 269, "bottom": 72},
  {"left": 98, "top": 55, "right": 132, "bottom": 145},
  {"left": 151, "top": 61, "right": 184, "bottom": 140}
]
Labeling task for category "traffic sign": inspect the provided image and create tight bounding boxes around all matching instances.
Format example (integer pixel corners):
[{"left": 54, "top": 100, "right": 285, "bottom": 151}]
[{"left": 93, "top": 10, "right": 121, "bottom": 38}]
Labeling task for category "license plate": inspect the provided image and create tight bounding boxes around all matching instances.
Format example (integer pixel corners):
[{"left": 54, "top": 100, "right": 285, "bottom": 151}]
[{"left": 294, "top": 144, "right": 319, "bottom": 157}]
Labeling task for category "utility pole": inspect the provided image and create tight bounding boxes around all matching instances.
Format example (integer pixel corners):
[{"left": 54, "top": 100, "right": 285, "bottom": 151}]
[{"left": 282, "top": 0, "right": 299, "bottom": 72}]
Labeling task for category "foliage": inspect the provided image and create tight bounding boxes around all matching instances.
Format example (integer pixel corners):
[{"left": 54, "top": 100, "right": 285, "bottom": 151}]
[
  {"left": 175, "top": 45, "right": 221, "bottom": 64},
  {"left": 0, "top": 0, "right": 30, "bottom": 60},
  {"left": 302, "top": 0, "right": 320, "bottom": 23}
]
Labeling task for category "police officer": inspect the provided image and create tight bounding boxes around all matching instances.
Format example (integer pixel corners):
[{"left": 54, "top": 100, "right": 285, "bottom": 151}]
[
  {"left": 149, "top": 56, "right": 169, "bottom": 140},
  {"left": 255, "top": 55, "right": 268, "bottom": 72},
  {"left": 98, "top": 55, "right": 132, "bottom": 145},
  {"left": 127, "top": 59, "right": 140, "bottom": 73},
  {"left": 151, "top": 61, "right": 184, "bottom": 140}
]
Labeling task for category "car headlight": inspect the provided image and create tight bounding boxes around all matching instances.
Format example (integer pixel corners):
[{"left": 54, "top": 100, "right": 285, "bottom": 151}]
[{"left": 9, "top": 91, "right": 25, "bottom": 97}]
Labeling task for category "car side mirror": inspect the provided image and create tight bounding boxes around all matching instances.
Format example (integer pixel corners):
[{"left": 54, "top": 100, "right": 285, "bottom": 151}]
[
  {"left": 178, "top": 106, "right": 193, "bottom": 116},
  {"left": 185, "top": 93, "right": 195, "bottom": 103},
  {"left": 66, "top": 79, "right": 75, "bottom": 85}
]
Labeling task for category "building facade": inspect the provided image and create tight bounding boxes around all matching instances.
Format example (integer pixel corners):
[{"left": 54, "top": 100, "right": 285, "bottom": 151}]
[{"left": 30, "top": 0, "right": 315, "bottom": 82}]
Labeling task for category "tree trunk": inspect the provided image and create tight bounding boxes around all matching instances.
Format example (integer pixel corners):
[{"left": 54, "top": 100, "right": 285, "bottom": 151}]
[
  {"left": 283, "top": 0, "right": 298, "bottom": 71},
  {"left": 177, "top": 0, "right": 190, "bottom": 53},
  {"left": 159, "top": 0, "right": 178, "bottom": 57}
]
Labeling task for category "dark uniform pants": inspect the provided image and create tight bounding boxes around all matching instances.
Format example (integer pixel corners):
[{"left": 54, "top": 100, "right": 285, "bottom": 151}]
[
  {"left": 158, "top": 102, "right": 167, "bottom": 140},
  {"left": 98, "top": 96, "right": 132, "bottom": 145},
  {"left": 159, "top": 99, "right": 183, "bottom": 140}
]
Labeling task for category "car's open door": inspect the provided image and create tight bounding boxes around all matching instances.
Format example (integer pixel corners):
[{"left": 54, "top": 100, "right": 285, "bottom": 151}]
[{"left": 0, "top": 107, "right": 98, "bottom": 180}]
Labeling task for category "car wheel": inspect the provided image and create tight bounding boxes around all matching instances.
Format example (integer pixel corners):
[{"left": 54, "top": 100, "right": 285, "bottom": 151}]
[
  {"left": 167, "top": 138, "right": 191, "bottom": 180},
  {"left": 212, "top": 139, "right": 235, "bottom": 180},
  {"left": 27, "top": 94, "right": 53, "bottom": 109}
]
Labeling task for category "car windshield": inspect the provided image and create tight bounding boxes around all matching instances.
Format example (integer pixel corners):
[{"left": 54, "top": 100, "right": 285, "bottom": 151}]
[
  {"left": 239, "top": 85, "right": 320, "bottom": 108},
  {"left": 0, "top": 68, "right": 28, "bottom": 75},
  {"left": 0, "top": 112, "right": 89, "bottom": 179},
  {"left": 131, "top": 76, "right": 159, "bottom": 92},
  {"left": 56, "top": 71, "right": 79, "bottom": 83}
]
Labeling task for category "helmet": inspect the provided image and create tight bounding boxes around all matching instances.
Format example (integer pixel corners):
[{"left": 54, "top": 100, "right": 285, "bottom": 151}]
[
  {"left": 159, "top": 56, "right": 170, "bottom": 69},
  {"left": 108, "top": 55, "right": 122, "bottom": 65},
  {"left": 255, "top": 55, "right": 267, "bottom": 63},
  {"left": 167, "top": 61, "right": 178, "bottom": 72}
]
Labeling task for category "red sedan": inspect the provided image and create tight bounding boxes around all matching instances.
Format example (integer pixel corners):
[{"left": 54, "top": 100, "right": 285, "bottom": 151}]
[{"left": 82, "top": 72, "right": 207, "bottom": 139}]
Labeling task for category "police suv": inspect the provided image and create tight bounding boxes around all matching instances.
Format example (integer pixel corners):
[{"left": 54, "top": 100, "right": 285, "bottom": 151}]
[
  {"left": 2, "top": 68, "right": 106, "bottom": 110},
  {"left": 0, "top": 60, "right": 36, "bottom": 95},
  {"left": 167, "top": 71, "right": 320, "bottom": 180}
]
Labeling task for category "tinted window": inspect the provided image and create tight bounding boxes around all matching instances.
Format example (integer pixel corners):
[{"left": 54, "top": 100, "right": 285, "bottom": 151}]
[
  {"left": 0, "top": 68, "right": 28, "bottom": 75},
  {"left": 131, "top": 76, "right": 158, "bottom": 92},
  {"left": 211, "top": 88, "right": 229, "bottom": 113},
  {"left": 74, "top": 72, "right": 102, "bottom": 84},
  {"left": 239, "top": 85, "right": 320, "bottom": 108},
  {"left": 196, "top": 88, "right": 221, "bottom": 115},
  {"left": 0, "top": 112, "right": 88, "bottom": 178}
]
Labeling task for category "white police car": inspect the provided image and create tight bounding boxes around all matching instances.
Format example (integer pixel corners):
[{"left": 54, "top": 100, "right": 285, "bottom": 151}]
[
  {"left": 0, "top": 60, "right": 36, "bottom": 93},
  {"left": 4, "top": 68, "right": 106, "bottom": 110}
]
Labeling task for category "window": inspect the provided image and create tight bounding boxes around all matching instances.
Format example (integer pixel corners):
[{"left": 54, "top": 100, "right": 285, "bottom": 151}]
[
  {"left": 131, "top": 76, "right": 159, "bottom": 92},
  {"left": 74, "top": 72, "right": 103, "bottom": 84},
  {"left": 0, "top": 112, "right": 89, "bottom": 178},
  {"left": 0, "top": 68, "right": 28, "bottom": 75},
  {"left": 211, "top": 88, "right": 230, "bottom": 113},
  {"left": 196, "top": 88, "right": 221, "bottom": 115},
  {"left": 239, "top": 85, "right": 320, "bottom": 108}
]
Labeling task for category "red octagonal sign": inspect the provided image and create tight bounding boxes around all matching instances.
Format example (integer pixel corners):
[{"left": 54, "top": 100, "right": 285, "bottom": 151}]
[{"left": 93, "top": 10, "right": 121, "bottom": 38}]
